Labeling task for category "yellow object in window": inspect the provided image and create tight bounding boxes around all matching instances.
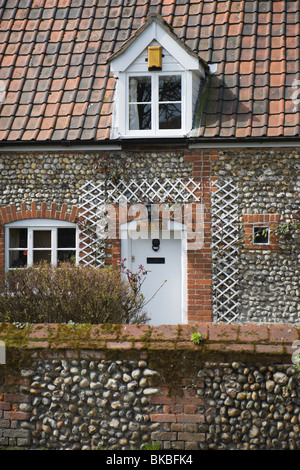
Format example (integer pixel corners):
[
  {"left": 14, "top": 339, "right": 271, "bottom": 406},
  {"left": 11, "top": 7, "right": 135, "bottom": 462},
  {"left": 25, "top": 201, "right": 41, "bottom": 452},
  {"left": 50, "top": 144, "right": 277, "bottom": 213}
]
[{"left": 148, "top": 46, "right": 162, "bottom": 70}]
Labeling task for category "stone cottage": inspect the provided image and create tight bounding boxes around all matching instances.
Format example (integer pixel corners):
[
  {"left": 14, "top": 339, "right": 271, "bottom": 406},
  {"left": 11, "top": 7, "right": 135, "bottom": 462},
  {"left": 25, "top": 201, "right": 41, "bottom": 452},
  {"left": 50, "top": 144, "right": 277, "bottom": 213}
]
[{"left": 0, "top": 0, "right": 299, "bottom": 325}]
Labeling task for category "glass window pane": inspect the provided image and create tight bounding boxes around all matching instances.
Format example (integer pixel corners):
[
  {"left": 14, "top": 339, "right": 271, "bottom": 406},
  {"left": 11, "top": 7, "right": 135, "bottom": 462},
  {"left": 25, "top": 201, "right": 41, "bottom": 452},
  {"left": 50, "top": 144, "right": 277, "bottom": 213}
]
[
  {"left": 34, "top": 230, "right": 51, "bottom": 248},
  {"left": 129, "top": 77, "right": 151, "bottom": 103},
  {"left": 159, "top": 75, "right": 181, "bottom": 102},
  {"left": 58, "top": 228, "right": 76, "bottom": 248},
  {"left": 253, "top": 226, "right": 269, "bottom": 244},
  {"left": 9, "top": 228, "right": 27, "bottom": 248},
  {"left": 33, "top": 251, "right": 51, "bottom": 264},
  {"left": 57, "top": 250, "right": 76, "bottom": 264},
  {"left": 159, "top": 103, "right": 181, "bottom": 129},
  {"left": 129, "top": 103, "right": 152, "bottom": 130},
  {"left": 9, "top": 251, "right": 27, "bottom": 268}
]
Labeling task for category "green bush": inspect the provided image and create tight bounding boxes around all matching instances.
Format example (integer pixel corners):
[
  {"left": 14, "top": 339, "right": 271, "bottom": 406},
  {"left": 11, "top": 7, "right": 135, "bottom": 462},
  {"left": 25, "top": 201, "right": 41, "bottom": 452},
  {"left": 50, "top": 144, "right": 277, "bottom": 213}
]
[{"left": 0, "top": 262, "right": 149, "bottom": 325}]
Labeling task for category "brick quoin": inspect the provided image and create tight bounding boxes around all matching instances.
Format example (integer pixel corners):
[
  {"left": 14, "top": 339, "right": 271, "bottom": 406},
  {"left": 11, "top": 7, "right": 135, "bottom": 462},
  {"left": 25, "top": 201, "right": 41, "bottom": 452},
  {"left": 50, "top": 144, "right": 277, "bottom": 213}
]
[
  {"left": 0, "top": 377, "right": 31, "bottom": 445},
  {"left": 149, "top": 374, "right": 205, "bottom": 447},
  {"left": 184, "top": 149, "right": 213, "bottom": 322}
]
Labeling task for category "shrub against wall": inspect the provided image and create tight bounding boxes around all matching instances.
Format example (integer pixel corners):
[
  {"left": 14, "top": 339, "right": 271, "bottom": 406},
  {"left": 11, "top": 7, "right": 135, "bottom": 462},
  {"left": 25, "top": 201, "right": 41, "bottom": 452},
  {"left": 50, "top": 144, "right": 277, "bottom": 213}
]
[{"left": 0, "top": 262, "right": 149, "bottom": 324}]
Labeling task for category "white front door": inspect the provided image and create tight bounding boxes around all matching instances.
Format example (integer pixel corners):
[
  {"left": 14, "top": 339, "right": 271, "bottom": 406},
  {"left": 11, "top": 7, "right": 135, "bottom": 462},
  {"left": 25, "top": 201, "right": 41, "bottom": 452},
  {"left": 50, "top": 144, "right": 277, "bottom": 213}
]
[{"left": 121, "top": 224, "right": 186, "bottom": 325}]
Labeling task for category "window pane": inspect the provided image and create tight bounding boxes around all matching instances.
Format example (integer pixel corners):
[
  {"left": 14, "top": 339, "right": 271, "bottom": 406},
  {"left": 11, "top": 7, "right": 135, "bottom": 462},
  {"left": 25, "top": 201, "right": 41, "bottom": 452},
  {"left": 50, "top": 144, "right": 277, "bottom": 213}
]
[
  {"left": 129, "top": 77, "right": 151, "bottom": 103},
  {"left": 58, "top": 228, "right": 76, "bottom": 248},
  {"left": 9, "top": 228, "right": 27, "bottom": 248},
  {"left": 33, "top": 251, "right": 51, "bottom": 264},
  {"left": 253, "top": 226, "right": 269, "bottom": 244},
  {"left": 9, "top": 251, "right": 27, "bottom": 268},
  {"left": 159, "top": 103, "right": 181, "bottom": 129},
  {"left": 129, "top": 103, "right": 151, "bottom": 130},
  {"left": 57, "top": 250, "right": 76, "bottom": 264},
  {"left": 34, "top": 230, "right": 51, "bottom": 248},
  {"left": 159, "top": 75, "right": 181, "bottom": 102}
]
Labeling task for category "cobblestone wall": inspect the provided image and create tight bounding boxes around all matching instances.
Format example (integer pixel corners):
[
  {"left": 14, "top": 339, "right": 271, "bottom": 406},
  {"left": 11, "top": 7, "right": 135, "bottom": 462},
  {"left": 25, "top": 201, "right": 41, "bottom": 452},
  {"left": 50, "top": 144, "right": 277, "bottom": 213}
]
[
  {"left": 0, "top": 150, "right": 192, "bottom": 211},
  {"left": 0, "top": 148, "right": 212, "bottom": 324},
  {"left": 211, "top": 148, "right": 300, "bottom": 324},
  {"left": 0, "top": 147, "right": 298, "bottom": 325},
  {"left": 0, "top": 323, "right": 299, "bottom": 450}
]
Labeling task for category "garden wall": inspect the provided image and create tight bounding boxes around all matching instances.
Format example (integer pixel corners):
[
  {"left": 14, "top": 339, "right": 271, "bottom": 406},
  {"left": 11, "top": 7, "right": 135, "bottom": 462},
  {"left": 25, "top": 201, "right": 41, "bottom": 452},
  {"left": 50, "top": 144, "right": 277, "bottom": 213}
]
[{"left": 0, "top": 322, "right": 299, "bottom": 450}]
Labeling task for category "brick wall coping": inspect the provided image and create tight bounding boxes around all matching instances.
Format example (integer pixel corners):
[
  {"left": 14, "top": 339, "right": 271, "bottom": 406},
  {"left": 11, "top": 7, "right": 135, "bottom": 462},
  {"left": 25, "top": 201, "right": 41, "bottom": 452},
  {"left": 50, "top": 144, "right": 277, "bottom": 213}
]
[{"left": 0, "top": 322, "right": 299, "bottom": 357}]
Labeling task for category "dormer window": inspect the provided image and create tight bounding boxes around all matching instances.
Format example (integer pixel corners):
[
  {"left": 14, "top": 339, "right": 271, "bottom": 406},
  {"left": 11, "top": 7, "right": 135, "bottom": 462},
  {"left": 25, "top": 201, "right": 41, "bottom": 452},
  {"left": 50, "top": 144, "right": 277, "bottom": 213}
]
[
  {"left": 109, "top": 14, "right": 207, "bottom": 140},
  {"left": 128, "top": 73, "right": 182, "bottom": 133}
]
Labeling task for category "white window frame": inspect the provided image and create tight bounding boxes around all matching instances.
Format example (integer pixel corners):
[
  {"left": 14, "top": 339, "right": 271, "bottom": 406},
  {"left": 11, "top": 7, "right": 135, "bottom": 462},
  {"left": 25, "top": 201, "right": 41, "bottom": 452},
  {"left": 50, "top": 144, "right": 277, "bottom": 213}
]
[
  {"left": 115, "top": 69, "right": 193, "bottom": 138},
  {"left": 125, "top": 71, "right": 186, "bottom": 137},
  {"left": 5, "top": 219, "right": 79, "bottom": 271}
]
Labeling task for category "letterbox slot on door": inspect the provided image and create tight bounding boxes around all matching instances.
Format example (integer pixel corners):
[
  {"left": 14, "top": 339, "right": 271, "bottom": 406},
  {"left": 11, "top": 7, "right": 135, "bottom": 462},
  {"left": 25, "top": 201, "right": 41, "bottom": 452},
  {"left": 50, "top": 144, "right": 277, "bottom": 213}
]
[{"left": 147, "top": 257, "right": 165, "bottom": 264}]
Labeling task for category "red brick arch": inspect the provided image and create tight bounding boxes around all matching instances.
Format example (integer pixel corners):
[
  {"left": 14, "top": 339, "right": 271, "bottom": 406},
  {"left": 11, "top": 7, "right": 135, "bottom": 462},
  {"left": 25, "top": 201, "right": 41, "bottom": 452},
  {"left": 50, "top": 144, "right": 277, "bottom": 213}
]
[{"left": 0, "top": 202, "right": 79, "bottom": 279}]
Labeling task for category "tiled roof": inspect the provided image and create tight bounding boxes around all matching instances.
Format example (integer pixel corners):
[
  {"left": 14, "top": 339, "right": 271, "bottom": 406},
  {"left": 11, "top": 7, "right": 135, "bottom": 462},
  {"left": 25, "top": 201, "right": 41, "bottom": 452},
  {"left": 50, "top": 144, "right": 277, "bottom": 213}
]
[{"left": 0, "top": 0, "right": 299, "bottom": 143}]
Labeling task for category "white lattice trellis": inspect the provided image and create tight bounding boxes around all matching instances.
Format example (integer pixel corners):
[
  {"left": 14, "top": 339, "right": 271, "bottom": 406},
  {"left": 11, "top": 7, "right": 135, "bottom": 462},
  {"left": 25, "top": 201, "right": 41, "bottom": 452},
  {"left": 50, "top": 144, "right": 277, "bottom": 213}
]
[
  {"left": 211, "top": 178, "right": 240, "bottom": 323},
  {"left": 78, "top": 178, "right": 203, "bottom": 267},
  {"left": 80, "top": 178, "right": 202, "bottom": 204}
]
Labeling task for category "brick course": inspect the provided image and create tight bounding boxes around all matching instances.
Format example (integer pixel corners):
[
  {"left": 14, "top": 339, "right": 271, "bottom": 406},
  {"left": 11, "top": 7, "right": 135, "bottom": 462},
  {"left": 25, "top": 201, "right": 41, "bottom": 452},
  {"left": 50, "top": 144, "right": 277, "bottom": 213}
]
[{"left": 1, "top": 322, "right": 297, "bottom": 353}]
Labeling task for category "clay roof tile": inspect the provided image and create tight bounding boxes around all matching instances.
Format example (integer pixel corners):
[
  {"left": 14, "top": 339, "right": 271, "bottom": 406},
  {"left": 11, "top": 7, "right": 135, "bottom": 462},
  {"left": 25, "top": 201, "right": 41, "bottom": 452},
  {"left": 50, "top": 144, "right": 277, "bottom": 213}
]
[{"left": 0, "top": 0, "right": 298, "bottom": 142}]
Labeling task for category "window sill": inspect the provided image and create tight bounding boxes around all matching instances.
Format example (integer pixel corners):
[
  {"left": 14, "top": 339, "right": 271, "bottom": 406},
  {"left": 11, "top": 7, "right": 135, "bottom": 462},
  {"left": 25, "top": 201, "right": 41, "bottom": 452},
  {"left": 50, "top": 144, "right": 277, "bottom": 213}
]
[{"left": 117, "top": 132, "right": 187, "bottom": 140}]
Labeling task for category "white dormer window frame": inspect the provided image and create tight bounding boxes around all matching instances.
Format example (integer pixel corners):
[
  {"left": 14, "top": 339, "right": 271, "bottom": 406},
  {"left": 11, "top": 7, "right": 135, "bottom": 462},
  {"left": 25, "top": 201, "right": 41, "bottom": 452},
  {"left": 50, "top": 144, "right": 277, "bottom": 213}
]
[
  {"left": 109, "top": 15, "right": 206, "bottom": 140},
  {"left": 114, "top": 66, "right": 194, "bottom": 139},
  {"left": 118, "top": 70, "right": 192, "bottom": 137}
]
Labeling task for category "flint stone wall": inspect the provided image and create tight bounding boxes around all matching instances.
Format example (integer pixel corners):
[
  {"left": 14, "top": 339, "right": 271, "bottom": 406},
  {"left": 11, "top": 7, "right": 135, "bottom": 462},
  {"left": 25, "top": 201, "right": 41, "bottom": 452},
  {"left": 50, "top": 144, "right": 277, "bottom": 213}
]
[
  {"left": 0, "top": 150, "right": 191, "bottom": 211},
  {"left": 0, "top": 147, "right": 299, "bottom": 325},
  {"left": 0, "top": 323, "right": 300, "bottom": 450},
  {"left": 212, "top": 148, "right": 299, "bottom": 324}
]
